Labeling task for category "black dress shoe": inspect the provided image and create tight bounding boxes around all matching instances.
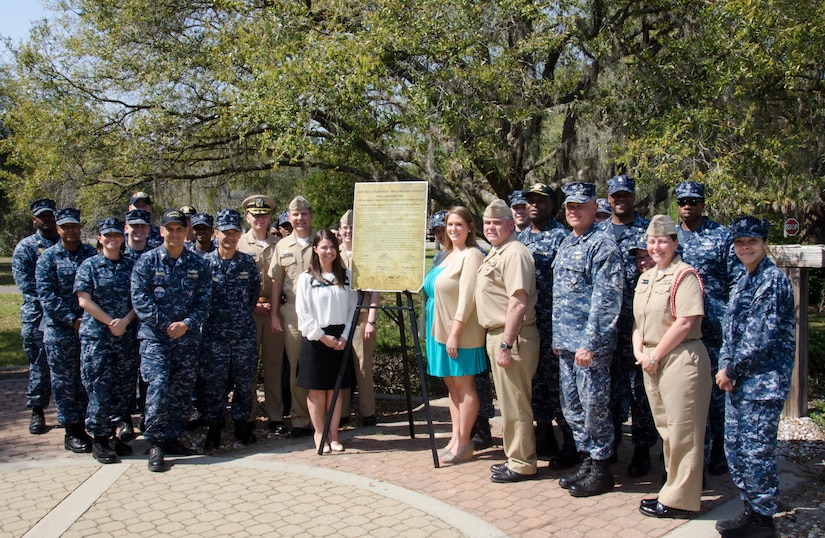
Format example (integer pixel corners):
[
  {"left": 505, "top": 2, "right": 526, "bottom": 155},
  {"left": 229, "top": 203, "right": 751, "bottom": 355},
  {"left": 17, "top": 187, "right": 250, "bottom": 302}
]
[
  {"left": 639, "top": 502, "right": 693, "bottom": 519},
  {"left": 490, "top": 467, "right": 536, "bottom": 483},
  {"left": 164, "top": 438, "right": 197, "bottom": 456},
  {"left": 287, "top": 427, "right": 311, "bottom": 439},
  {"left": 490, "top": 462, "right": 507, "bottom": 474},
  {"left": 268, "top": 421, "right": 286, "bottom": 435},
  {"left": 640, "top": 498, "right": 659, "bottom": 509},
  {"left": 148, "top": 444, "right": 165, "bottom": 472},
  {"left": 362, "top": 415, "right": 378, "bottom": 427},
  {"left": 29, "top": 408, "right": 46, "bottom": 435}
]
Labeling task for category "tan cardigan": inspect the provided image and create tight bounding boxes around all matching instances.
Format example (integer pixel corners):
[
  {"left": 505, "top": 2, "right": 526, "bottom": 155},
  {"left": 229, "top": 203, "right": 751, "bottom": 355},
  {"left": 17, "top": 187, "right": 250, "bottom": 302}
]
[{"left": 430, "top": 248, "right": 486, "bottom": 348}]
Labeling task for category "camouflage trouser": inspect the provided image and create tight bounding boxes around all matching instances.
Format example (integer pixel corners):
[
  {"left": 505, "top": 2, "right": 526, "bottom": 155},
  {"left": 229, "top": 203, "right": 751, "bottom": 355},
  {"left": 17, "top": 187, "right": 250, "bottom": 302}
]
[
  {"left": 475, "top": 355, "right": 495, "bottom": 420},
  {"left": 532, "top": 335, "right": 570, "bottom": 431},
  {"left": 43, "top": 329, "right": 87, "bottom": 425},
  {"left": 725, "top": 393, "right": 783, "bottom": 516},
  {"left": 80, "top": 334, "right": 139, "bottom": 436},
  {"left": 201, "top": 336, "right": 258, "bottom": 424},
  {"left": 140, "top": 338, "right": 200, "bottom": 443},
  {"left": 704, "top": 342, "right": 726, "bottom": 464},
  {"left": 558, "top": 351, "right": 613, "bottom": 460},
  {"left": 22, "top": 322, "right": 51, "bottom": 410}
]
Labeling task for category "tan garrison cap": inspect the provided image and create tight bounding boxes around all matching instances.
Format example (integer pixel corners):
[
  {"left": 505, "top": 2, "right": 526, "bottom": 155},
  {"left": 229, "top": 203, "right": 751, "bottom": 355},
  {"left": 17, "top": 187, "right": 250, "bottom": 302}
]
[
  {"left": 340, "top": 209, "right": 353, "bottom": 226},
  {"left": 288, "top": 196, "right": 311, "bottom": 212},
  {"left": 483, "top": 199, "right": 511, "bottom": 219},
  {"left": 242, "top": 195, "right": 276, "bottom": 215},
  {"left": 647, "top": 214, "right": 678, "bottom": 236}
]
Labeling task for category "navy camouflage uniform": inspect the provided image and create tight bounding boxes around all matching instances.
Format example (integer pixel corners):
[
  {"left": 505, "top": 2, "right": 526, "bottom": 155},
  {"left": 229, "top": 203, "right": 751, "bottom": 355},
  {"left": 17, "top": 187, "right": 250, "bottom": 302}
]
[
  {"left": 676, "top": 184, "right": 743, "bottom": 464},
  {"left": 36, "top": 232, "right": 97, "bottom": 426},
  {"left": 12, "top": 218, "right": 57, "bottom": 411},
  {"left": 719, "top": 218, "right": 795, "bottom": 517},
  {"left": 131, "top": 238, "right": 212, "bottom": 444},
  {"left": 518, "top": 220, "right": 570, "bottom": 435},
  {"left": 597, "top": 212, "right": 658, "bottom": 450},
  {"left": 200, "top": 228, "right": 260, "bottom": 426},
  {"left": 552, "top": 220, "right": 623, "bottom": 461},
  {"left": 74, "top": 234, "right": 139, "bottom": 436}
]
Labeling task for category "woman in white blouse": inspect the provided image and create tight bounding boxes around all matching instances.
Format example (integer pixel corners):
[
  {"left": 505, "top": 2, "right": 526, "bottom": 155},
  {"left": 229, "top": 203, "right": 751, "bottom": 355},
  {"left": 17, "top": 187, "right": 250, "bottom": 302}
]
[{"left": 295, "top": 230, "right": 358, "bottom": 453}]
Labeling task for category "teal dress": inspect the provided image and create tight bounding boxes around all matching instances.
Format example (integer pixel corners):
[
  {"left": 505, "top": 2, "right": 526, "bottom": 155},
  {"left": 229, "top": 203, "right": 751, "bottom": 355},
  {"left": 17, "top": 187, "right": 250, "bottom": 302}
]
[{"left": 423, "top": 264, "right": 487, "bottom": 377}]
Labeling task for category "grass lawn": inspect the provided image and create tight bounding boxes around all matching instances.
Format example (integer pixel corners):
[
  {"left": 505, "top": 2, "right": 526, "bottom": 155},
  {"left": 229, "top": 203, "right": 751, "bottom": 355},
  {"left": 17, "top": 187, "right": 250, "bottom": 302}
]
[
  {"left": 0, "top": 257, "right": 14, "bottom": 286},
  {"left": 0, "top": 293, "right": 24, "bottom": 367}
]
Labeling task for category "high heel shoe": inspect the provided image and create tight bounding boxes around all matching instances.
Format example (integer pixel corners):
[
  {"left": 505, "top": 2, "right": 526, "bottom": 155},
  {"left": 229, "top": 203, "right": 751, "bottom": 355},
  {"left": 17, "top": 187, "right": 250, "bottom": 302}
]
[{"left": 330, "top": 441, "right": 344, "bottom": 452}]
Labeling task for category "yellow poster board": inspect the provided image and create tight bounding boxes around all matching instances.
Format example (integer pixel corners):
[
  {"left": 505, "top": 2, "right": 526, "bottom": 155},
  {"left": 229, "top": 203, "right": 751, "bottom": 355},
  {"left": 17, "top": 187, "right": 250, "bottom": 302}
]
[{"left": 351, "top": 182, "right": 428, "bottom": 292}]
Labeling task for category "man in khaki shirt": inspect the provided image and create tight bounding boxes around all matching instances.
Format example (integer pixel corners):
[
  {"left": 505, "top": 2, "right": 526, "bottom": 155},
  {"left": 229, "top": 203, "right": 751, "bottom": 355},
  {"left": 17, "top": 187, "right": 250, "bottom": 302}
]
[
  {"left": 237, "top": 195, "right": 286, "bottom": 435},
  {"left": 268, "top": 196, "right": 315, "bottom": 437},
  {"left": 475, "top": 199, "right": 540, "bottom": 483}
]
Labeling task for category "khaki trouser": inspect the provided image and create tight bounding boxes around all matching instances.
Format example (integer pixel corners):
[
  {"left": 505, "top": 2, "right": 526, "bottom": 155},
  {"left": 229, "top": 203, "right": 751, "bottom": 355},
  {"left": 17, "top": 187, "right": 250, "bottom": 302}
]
[
  {"left": 644, "top": 340, "right": 711, "bottom": 512},
  {"left": 342, "top": 311, "right": 377, "bottom": 419},
  {"left": 249, "top": 311, "right": 285, "bottom": 422},
  {"left": 486, "top": 325, "right": 540, "bottom": 475},
  {"left": 281, "top": 302, "right": 310, "bottom": 429}
]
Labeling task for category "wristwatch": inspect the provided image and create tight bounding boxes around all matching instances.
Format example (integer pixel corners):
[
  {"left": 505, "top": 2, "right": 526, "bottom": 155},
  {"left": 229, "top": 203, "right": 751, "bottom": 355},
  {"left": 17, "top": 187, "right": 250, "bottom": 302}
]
[{"left": 500, "top": 342, "right": 513, "bottom": 350}]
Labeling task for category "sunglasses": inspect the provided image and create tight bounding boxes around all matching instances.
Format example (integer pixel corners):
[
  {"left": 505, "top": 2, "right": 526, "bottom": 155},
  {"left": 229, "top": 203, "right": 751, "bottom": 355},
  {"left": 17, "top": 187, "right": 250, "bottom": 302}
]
[{"left": 677, "top": 198, "right": 703, "bottom": 207}]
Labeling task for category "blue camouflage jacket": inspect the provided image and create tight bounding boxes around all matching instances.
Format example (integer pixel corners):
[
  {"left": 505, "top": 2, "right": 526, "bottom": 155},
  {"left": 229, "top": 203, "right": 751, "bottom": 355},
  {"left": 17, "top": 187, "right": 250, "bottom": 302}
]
[
  {"left": 131, "top": 246, "right": 212, "bottom": 344},
  {"left": 719, "top": 256, "right": 795, "bottom": 400},
  {"left": 74, "top": 253, "right": 137, "bottom": 339},
  {"left": 552, "top": 223, "right": 623, "bottom": 360},
  {"left": 12, "top": 231, "right": 57, "bottom": 324},
  {"left": 202, "top": 249, "right": 259, "bottom": 338},
  {"left": 35, "top": 242, "right": 97, "bottom": 330},
  {"left": 677, "top": 218, "right": 742, "bottom": 345},
  {"left": 518, "top": 220, "right": 569, "bottom": 326}
]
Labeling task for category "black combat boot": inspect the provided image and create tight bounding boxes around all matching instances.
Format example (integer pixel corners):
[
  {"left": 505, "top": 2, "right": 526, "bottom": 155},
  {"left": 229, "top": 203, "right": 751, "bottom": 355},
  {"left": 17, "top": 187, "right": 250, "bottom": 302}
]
[
  {"left": 708, "top": 434, "right": 729, "bottom": 475},
  {"left": 535, "top": 422, "right": 560, "bottom": 458},
  {"left": 569, "top": 458, "right": 615, "bottom": 497},
  {"left": 64, "top": 423, "right": 93, "bottom": 453},
  {"left": 717, "top": 505, "right": 775, "bottom": 538},
  {"left": 627, "top": 445, "right": 651, "bottom": 477},
  {"left": 550, "top": 427, "right": 580, "bottom": 470},
  {"left": 116, "top": 417, "right": 135, "bottom": 443},
  {"left": 147, "top": 443, "right": 165, "bottom": 472},
  {"left": 234, "top": 420, "right": 257, "bottom": 445},
  {"left": 92, "top": 435, "right": 118, "bottom": 464},
  {"left": 29, "top": 408, "right": 46, "bottom": 435},
  {"left": 558, "top": 453, "right": 591, "bottom": 489},
  {"left": 471, "top": 417, "right": 493, "bottom": 450},
  {"left": 205, "top": 424, "right": 223, "bottom": 450}
]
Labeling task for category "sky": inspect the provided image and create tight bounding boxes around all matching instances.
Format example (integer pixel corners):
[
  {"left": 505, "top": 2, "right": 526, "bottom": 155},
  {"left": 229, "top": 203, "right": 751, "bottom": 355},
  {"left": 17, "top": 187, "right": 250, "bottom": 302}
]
[{"left": 0, "top": 1, "right": 50, "bottom": 44}]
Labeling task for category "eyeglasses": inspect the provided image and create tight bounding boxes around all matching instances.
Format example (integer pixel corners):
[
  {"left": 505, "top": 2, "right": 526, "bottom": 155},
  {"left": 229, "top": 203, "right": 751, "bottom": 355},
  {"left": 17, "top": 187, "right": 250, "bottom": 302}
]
[{"left": 677, "top": 198, "right": 703, "bottom": 207}]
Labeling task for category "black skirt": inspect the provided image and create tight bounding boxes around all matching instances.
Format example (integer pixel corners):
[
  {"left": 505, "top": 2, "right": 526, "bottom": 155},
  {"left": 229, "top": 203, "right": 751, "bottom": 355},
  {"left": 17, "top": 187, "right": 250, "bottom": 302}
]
[{"left": 295, "top": 324, "right": 351, "bottom": 390}]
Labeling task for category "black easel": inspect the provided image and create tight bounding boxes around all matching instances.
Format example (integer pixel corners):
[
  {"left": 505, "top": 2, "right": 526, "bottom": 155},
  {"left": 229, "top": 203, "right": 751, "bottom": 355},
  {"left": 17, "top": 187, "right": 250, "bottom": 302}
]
[{"left": 318, "top": 290, "right": 440, "bottom": 468}]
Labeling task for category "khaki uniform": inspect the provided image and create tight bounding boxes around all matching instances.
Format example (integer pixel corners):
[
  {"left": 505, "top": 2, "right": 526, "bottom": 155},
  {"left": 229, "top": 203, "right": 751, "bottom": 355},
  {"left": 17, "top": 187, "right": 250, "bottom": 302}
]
[
  {"left": 267, "top": 231, "right": 315, "bottom": 429},
  {"left": 339, "top": 249, "right": 376, "bottom": 418},
  {"left": 237, "top": 229, "right": 284, "bottom": 422},
  {"left": 475, "top": 235, "right": 539, "bottom": 475},
  {"left": 633, "top": 256, "right": 710, "bottom": 511}
]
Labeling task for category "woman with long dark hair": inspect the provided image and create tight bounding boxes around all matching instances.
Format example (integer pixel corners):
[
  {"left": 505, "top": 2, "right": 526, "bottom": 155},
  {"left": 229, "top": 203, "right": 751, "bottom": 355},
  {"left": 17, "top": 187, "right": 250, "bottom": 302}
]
[{"left": 295, "top": 230, "right": 358, "bottom": 453}]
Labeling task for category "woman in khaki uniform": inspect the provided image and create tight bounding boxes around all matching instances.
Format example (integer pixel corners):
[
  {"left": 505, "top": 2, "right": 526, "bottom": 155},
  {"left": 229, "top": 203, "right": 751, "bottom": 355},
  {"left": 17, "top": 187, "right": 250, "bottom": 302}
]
[{"left": 632, "top": 215, "right": 710, "bottom": 518}]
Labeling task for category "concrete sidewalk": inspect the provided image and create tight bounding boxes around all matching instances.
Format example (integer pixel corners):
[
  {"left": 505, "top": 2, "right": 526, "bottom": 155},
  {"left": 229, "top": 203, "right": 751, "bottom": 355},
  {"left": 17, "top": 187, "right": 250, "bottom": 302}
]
[{"left": 0, "top": 376, "right": 740, "bottom": 537}]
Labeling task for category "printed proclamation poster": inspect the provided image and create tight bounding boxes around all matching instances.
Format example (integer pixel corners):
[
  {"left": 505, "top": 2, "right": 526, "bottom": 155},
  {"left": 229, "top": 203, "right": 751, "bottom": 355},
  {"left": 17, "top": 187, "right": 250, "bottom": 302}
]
[{"left": 351, "top": 182, "right": 428, "bottom": 292}]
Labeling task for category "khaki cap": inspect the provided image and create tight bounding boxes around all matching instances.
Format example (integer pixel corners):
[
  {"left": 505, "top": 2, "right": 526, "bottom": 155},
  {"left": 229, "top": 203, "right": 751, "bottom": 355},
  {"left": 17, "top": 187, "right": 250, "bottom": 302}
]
[
  {"left": 647, "top": 214, "right": 678, "bottom": 236},
  {"left": 483, "top": 199, "right": 512, "bottom": 219},
  {"left": 242, "top": 195, "right": 276, "bottom": 215},
  {"left": 288, "top": 196, "right": 311, "bottom": 212}
]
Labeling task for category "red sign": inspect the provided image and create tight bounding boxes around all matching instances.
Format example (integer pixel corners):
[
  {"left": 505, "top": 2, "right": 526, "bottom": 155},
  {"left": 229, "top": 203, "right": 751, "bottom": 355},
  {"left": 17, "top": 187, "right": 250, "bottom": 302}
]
[{"left": 784, "top": 218, "right": 800, "bottom": 237}]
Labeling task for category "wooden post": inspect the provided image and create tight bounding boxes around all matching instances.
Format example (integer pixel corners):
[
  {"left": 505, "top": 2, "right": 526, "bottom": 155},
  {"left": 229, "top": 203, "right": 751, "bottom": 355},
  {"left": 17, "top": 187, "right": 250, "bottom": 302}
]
[{"left": 769, "top": 246, "right": 824, "bottom": 418}]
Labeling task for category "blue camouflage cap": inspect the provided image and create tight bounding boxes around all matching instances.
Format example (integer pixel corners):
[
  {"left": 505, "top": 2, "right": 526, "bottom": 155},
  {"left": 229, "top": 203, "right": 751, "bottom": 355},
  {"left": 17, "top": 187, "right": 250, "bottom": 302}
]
[
  {"left": 561, "top": 182, "right": 596, "bottom": 204},
  {"left": 97, "top": 217, "right": 124, "bottom": 235},
  {"left": 125, "top": 209, "right": 151, "bottom": 225},
  {"left": 429, "top": 210, "right": 447, "bottom": 229},
  {"left": 607, "top": 174, "right": 635, "bottom": 195},
  {"left": 191, "top": 212, "right": 214, "bottom": 228},
  {"left": 596, "top": 198, "right": 612, "bottom": 215},
  {"left": 30, "top": 198, "right": 56, "bottom": 217},
  {"left": 628, "top": 234, "right": 648, "bottom": 254},
  {"left": 508, "top": 190, "right": 527, "bottom": 207},
  {"left": 730, "top": 216, "right": 770, "bottom": 239},
  {"left": 55, "top": 208, "right": 81, "bottom": 226},
  {"left": 674, "top": 181, "right": 705, "bottom": 199},
  {"left": 215, "top": 209, "right": 242, "bottom": 231},
  {"left": 277, "top": 210, "right": 290, "bottom": 227}
]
